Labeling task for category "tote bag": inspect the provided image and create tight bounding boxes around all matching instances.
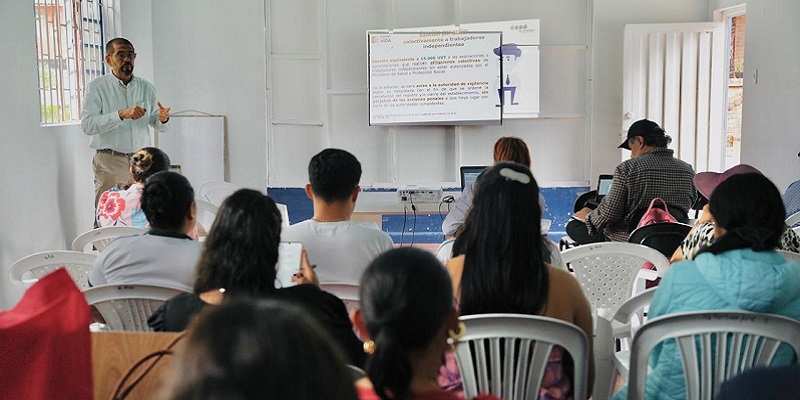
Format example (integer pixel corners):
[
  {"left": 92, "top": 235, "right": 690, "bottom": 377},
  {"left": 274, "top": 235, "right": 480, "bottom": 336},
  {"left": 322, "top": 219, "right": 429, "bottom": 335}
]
[{"left": 0, "top": 268, "right": 92, "bottom": 400}]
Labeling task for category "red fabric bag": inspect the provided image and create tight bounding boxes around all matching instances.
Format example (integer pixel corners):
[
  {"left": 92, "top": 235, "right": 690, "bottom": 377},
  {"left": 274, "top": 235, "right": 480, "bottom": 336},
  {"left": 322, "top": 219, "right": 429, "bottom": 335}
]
[
  {"left": 0, "top": 268, "right": 92, "bottom": 400},
  {"left": 636, "top": 197, "right": 677, "bottom": 228}
]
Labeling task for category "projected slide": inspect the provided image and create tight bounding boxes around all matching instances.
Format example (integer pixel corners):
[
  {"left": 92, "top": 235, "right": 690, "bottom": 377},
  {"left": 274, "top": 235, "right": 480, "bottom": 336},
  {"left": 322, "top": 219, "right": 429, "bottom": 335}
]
[{"left": 368, "top": 31, "right": 502, "bottom": 126}]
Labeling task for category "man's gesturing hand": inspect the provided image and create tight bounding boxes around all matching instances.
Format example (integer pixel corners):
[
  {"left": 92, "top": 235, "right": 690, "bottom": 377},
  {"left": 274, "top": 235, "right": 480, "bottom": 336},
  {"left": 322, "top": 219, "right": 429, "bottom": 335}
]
[
  {"left": 157, "top": 101, "right": 170, "bottom": 123},
  {"left": 118, "top": 105, "right": 146, "bottom": 120}
]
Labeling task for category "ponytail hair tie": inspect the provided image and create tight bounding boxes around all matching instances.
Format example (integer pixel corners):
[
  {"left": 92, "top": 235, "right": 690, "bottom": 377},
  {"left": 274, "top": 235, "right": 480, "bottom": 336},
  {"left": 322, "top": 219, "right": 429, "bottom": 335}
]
[{"left": 499, "top": 168, "right": 530, "bottom": 184}]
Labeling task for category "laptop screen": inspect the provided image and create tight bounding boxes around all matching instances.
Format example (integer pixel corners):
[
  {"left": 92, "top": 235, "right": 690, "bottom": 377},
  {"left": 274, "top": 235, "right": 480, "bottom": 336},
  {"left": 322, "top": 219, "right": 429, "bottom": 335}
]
[
  {"left": 460, "top": 166, "right": 487, "bottom": 190},
  {"left": 597, "top": 175, "right": 614, "bottom": 200}
]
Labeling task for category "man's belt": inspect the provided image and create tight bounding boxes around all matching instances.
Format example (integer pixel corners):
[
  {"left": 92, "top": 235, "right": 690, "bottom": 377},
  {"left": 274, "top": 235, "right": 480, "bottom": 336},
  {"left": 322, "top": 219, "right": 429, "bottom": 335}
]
[{"left": 96, "top": 148, "right": 134, "bottom": 158}]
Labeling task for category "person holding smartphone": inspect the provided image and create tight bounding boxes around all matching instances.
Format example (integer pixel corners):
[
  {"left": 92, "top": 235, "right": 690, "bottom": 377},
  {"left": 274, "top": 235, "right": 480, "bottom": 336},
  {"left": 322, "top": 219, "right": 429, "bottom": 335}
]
[{"left": 148, "top": 189, "right": 366, "bottom": 368}]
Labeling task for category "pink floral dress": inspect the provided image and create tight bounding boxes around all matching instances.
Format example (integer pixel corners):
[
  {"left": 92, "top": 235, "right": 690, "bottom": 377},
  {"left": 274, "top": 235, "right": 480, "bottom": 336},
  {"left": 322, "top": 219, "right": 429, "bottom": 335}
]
[{"left": 96, "top": 184, "right": 148, "bottom": 228}]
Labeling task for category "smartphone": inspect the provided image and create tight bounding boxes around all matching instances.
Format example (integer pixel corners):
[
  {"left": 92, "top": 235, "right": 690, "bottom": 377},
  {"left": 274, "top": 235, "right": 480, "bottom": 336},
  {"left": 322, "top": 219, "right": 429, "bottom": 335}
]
[{"left": 275, "top": 242, "right": 303, "bottom": 288}]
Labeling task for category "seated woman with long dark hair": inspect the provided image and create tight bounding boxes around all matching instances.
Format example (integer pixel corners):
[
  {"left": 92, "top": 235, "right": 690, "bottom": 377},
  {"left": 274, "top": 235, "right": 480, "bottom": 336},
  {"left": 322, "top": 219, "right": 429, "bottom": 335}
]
[
  {"left": 446, "top": 162, "right": 594, "bottom": 399},
  {"left": 352, "top": 247, "right": 501, "bottom": 400},
  {"left": 612, "top": 173, "right": 800, "bottom": 400},
  {"left": 160, "top": 299, "right": 357, "bottom": 400},
  {"left": 148, "top": 189, "right": 366, "bottom": 367}
]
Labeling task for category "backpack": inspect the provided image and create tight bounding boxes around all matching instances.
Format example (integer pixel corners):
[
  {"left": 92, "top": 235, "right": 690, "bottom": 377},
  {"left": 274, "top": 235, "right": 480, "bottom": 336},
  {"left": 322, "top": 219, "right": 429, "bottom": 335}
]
[{"left": 637, "top": 197, "right": 677, "bottom": 229}]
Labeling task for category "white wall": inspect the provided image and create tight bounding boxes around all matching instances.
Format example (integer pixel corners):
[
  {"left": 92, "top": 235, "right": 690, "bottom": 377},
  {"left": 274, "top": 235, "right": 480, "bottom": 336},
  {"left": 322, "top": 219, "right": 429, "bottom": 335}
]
[
  {"left": 708, "top": 0, "right": 745, "bottom": 14},
  {"left": 589, "top": 0, "right": 710, "bottom": 178},
  {"left": 267, "top": 0, "right": 591, "bottom": 187},
  {"left": 0, "top": 1, "right": 90, "bottom": 308},
  {"left": 739, "top": 0, "right": 800, "bottom": 191},
  {"left": 0, "top": 1, "right": 161, "bottom": 309},
  {"left": 151, "top": 0, "right": 268, "bottom": 190}
]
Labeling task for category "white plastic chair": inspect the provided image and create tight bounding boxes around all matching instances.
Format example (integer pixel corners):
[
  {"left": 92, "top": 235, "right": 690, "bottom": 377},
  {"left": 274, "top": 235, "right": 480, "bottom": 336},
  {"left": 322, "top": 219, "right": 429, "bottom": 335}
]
[
  {"left": 561, "top": 242, "right": 668, "bottom": 318},
  {"left": 198, "top": 180, "right": 239, "bottom": 206},
  {"left": 435, "top": 239, "right": 456, "bottom": 264},
  {"left": 454, "top": 313, "right": 589, "bottom": 400},
  {"left": 593, "top": 288, "right": 657, "bottom": 400},
  {"left": 540, "top": 218, "right": 552, "bottom": 235},
  {"left": 83, "top": 284, "right": 189, "bottom": 331},
  {"left": 319, "top": 282, "right": 360, "bottom": 315},
  {"left": 8, "top": 250, "right": 97, "bottom": 290},
  {"left": 71, "top": 226, "right": 147, "bottom": 253},
  {"left": 786, "top": 211, "right": 800, "bottom": 227},
  {"left": 276, "top": 203, "right": 290, "bottom": 227},
  {"left": 777, "top": 249, "right": 800, "bottom": 264},
  {"left": 627, "top": 311, "right": 800, "bottom": 400},
  {"left": 194, "top": 199, "right": 219, "bottom": 240}
]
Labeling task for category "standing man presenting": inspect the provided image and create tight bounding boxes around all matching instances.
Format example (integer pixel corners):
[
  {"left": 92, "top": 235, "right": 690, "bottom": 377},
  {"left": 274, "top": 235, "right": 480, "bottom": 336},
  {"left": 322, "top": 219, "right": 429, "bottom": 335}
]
[{"left": 82, "top": 38, "right": 170, "bottom": 207}]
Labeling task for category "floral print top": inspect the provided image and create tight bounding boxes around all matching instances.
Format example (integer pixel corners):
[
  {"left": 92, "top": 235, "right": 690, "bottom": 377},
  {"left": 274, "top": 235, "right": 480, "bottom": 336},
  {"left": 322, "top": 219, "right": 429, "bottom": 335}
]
[{"left": 96, "top": 184, "right": 148, "bottom": 229}]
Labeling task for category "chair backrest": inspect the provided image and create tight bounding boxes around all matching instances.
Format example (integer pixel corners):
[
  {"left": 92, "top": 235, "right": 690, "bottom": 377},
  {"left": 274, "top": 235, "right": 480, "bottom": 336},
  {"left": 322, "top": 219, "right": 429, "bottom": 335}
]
[
  {"left": 627, "top": 204, "right": 690, "bottom": 233},
  {"left": 540, "top": 219, "right": 552, "bottom": 235},
  {"left": 319, "top": 282, "right": 360, "bottom": 315},
  {"left": 560, "top": 242, "right": 669, "bottom": 316},
  {"left": 628, "top": 222, "right": 692, "bottom": 258},
  {"left": 455, "top": 313, "right": 589, "bottom": 400},
  {"left": 83, "top": 284, "right": 189, "bottom": 331},
  {"left": 71, "top": 226, "right": 147, "bottom": 253},
  {"left": 8, "top": 250, "right": 97, "bottom": 289},
  {"left": 786, "top": 211, "right": 800, "bottom": 227},
  {"left": 574, "top": 190, "right": 598, "bottom": 213},
  {"left": 198, "top": 180, "right": 239, "bottom": 204},
  {"left": 276, "top": 203, "right": 290, "bottom": 227},
  {"left": 777, "top": 249, "right": 800, "bottom": 264},
  {"left": 194, "top": 199, "right": 219, "bottom": 239},
  {"left": 627, "top": 311, "right": 800, "bottom": 400},
  {"left": 435, "top": 239, "right": 456, "bottom": 264},
  {"left": 593, "top": 288, "right": 657, "bottom": 400}
]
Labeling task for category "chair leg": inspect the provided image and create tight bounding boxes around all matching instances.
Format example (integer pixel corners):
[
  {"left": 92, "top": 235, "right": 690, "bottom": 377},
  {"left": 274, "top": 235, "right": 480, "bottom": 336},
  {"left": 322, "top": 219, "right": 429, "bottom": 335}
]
[{"left": 592, "top": 359, "right": 615, "bottom": 400}]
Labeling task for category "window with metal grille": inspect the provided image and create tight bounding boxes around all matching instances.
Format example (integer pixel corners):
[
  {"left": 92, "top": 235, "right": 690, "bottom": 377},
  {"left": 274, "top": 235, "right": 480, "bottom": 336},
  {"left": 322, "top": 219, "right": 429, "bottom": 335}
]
[{"left": 34, "top": 0, "right": 117, "bottom": 125}]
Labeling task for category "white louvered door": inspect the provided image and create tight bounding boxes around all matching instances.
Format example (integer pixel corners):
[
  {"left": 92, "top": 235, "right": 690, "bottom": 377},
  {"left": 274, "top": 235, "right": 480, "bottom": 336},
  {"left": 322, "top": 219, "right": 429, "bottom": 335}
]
[{"left": 622, "top": 22, "right": 726, "bottom": 172}]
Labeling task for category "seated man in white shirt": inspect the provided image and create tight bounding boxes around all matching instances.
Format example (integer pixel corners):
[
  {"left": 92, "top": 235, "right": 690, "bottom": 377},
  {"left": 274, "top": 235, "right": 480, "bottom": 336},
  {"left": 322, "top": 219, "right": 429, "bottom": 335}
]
[
  {"left": 282, "top": 149, "right": 394, "bottom": 284},
  {"left": 89, "top": 171, "right": 201, "bottom": 291}
]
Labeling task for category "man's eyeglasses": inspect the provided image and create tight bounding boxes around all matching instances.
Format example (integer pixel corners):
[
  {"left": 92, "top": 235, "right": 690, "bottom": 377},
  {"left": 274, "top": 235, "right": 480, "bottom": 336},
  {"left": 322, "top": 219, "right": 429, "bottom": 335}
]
[{"left": 113, "top": 52, "right": 137, "bottom": 60}]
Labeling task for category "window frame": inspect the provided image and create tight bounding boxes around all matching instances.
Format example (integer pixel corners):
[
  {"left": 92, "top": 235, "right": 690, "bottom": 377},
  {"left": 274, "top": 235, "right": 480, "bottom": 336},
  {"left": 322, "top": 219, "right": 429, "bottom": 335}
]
[{"left": 34, "top": 0, "right": 119, "bottom": 126}]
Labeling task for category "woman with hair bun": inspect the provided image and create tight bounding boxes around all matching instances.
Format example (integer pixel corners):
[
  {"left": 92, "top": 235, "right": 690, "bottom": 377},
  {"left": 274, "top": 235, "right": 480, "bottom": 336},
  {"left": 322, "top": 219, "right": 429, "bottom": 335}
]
[
  {"left": 352, "top": 247, "right": 501, "bottom": 400},
  {"left": 96, "top": 147, "right": 171, "bottom": 228},
  {"left": 89, "top": 171, "right": 200, "bottom": 291},
  {"left": 612, "top": 173, "right": 800, "bottom": 400}
]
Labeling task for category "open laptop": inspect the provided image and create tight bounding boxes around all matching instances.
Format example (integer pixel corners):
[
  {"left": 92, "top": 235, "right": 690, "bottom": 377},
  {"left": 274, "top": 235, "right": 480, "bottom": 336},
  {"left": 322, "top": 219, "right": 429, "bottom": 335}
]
[
  {"left": 596, "top": 174, "right": 614, "bottom": 202},
  {"left": 460, "top": 166, "right": 488, "bottom": 190},
  {"left": 585, "top": 174, "right": 614, "bottom": 209}
]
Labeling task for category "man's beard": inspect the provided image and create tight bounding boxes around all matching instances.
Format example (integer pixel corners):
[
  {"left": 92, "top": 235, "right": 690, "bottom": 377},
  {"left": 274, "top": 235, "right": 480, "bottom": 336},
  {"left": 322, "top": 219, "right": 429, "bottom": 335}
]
[{"left": 120, "top": 64, "right": 133, "bottom": 76}]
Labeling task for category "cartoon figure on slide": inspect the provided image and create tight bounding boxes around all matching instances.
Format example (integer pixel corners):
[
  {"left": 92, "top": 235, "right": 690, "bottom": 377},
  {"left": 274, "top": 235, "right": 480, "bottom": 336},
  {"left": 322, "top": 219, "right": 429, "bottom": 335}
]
[{"left": 494, "top": 43, "right": 522, "bottom": 107}]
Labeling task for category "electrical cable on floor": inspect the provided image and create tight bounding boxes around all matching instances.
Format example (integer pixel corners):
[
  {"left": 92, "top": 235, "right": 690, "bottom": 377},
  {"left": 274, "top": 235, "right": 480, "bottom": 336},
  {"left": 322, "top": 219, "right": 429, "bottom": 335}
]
[
  {"left": 410, "top": 196, "right": 417, "bottom": 247},
  {"left": 400, "top": 204, "right": 407, "bottom": 246},
  {"left": 439, "top": 195, "right": 455, "bottom": 220}
]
